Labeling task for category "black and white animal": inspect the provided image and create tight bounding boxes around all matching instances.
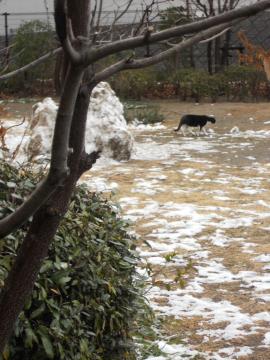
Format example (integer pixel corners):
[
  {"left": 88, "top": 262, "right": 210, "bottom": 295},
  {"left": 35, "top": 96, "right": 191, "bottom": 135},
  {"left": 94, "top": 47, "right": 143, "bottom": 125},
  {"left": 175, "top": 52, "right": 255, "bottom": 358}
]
[{"left": 174, "top": 114, "right": 216, "bottom": 136}]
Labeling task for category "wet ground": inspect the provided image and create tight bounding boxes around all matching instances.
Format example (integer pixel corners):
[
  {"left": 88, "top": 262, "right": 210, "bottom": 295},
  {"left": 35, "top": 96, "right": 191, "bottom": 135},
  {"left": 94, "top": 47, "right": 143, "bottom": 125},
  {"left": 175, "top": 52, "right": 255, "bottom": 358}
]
[
  {"left": 83, "top": 101, "right": 270, "bottom": 359},
  {"left": 2, "top": 100, "right": 270, "bottom": 359}
]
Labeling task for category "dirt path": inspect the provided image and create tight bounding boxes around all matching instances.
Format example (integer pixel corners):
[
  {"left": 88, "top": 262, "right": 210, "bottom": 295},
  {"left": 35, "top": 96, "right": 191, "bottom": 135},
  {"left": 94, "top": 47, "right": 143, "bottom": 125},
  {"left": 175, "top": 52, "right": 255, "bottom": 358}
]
[{"left": 83, "top": 102, "right": 270, "bottom": 359}]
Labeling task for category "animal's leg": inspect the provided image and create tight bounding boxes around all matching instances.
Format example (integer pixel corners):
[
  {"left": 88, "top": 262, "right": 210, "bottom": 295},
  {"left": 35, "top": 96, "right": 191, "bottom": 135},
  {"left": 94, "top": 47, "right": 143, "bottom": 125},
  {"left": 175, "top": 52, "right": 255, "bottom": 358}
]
[
  {"left": 181, "top": 124, "right": 187, "bottom": 136},
  {"left": 196, "top": 127, "right": 201, "bottom": 136},
  {"left": 202, "top": 127, "right": 208, "bottom": 135},
  {"left": 189, "top": 128, "right": 196, "bottom": 136}
]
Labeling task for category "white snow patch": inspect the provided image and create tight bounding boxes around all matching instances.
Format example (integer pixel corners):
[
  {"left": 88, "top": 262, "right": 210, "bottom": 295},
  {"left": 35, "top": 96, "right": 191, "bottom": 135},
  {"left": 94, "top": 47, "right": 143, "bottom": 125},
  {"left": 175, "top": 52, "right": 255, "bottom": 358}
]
[
  {"left": 263, "top": 332, "right": 270, "bottom": 345},
  {"left": 254, "top": 254, "right": 270, "bottom": 263}
]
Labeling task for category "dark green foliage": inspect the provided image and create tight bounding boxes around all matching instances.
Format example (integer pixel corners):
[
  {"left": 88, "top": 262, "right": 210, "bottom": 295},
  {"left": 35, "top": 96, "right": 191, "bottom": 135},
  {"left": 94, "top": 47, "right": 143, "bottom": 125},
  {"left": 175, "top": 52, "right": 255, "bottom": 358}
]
[
  {"left": 0, "top": 162, "right": 153, "bottom": 359},
  {"left": 169, "top": 68, "right": 211, "bottom": 102},
  {"left": 159, "top": 6, "right": 190, "bottom": 30},
  {"left": 172, "top": 65, "right": 269, "bottom": 102},
  {"left": 1, "top": 20, "right": 56, "bottom": 94},
  {"left": 222, "top": 65, "right": 269, "bottom": 101},
  {"left": 111, "top": 64, "right": 269, "bottom": 102},
  {"left": 124, "top": 102, "right": 164, "bottom": 124},
  {"left": 110, "top": 69, "right": 157, "bottom": 100}
]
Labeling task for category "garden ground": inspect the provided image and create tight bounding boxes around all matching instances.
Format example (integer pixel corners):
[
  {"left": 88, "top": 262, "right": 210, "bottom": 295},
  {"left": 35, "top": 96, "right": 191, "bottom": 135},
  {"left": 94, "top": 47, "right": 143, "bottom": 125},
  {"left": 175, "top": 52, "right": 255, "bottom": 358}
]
[
  {"left": 2, "top": 100, "right": 270, "bottom": 359},
  {"left": 84, "top": 101, "right": 270, "bottom": 359}
]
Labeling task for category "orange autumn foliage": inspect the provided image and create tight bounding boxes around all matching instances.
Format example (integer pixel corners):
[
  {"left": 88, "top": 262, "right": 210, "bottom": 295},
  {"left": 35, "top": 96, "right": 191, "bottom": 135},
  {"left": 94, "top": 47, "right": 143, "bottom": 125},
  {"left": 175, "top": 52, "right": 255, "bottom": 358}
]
[{"left": 238, "top": 31, "right": 270, "bottom": 80}]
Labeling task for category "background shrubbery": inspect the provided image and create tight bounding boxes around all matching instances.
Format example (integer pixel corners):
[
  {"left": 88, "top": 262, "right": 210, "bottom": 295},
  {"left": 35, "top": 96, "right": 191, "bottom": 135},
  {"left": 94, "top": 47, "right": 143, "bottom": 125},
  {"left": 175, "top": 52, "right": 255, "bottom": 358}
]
[
  {"left": 111, "top": 65, "right": 269, "bottom": 102},
  {"left": 123, "top": 101, "right": 165, "bottom": 125},
  {"left": 0, "top": 20, "right": 56, "bottom": 96},
  {"left": 0, "top": 162, "right": 153, "bottom": 359},
  {"left": 1, "top": 20, "right": 269, "bottom": 101}
]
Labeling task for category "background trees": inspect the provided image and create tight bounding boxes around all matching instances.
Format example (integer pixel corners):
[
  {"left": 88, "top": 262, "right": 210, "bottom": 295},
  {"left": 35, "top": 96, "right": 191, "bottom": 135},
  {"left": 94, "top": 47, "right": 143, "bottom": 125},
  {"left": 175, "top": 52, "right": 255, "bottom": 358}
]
[
  {"left": 3, "top": 20, "right": 55, "bottom": 94},
  {"left": 191, "top": 0, "right": 245, "bottom": 73}
]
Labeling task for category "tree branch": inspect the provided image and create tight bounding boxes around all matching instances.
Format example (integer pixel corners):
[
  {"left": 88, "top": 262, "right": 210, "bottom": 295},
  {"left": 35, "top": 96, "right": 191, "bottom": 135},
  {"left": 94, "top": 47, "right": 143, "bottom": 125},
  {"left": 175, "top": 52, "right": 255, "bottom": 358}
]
[
  {"left": 85, "top": 0, "right": 270, "bottom": 63},
  {"left": 78, "top": 150, "right": 101, "bottom": 175},
  {"left": 90, "top": 21, "right": 236, "bottom": 84},
  {"left": 89, "top": 58, "right": 130, "bottom": 85},
  {"left": 0, "top": 48, "right": 62, "bottom": 81},
  {"left": 199, "top": 26, "right": 231, "bottom": 43},
  {"left": 113, "top": 0, "right": 133, "bottom": 26},
  {"left": 122, "top": 22, "right": 235, "bottom": 70},
  {"left": 54, "top": 0, "right": 82, "bottom": 64}
]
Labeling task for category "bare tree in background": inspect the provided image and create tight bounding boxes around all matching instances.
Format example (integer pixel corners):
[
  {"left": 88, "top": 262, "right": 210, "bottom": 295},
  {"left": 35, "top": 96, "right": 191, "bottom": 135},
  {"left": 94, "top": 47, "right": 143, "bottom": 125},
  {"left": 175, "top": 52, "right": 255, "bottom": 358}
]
[
  {"left": 191, "top": 0, "right": 243, "bottom": 72},
  {"left": 0, "top": 0, "right": 269, "bottom": 352}
]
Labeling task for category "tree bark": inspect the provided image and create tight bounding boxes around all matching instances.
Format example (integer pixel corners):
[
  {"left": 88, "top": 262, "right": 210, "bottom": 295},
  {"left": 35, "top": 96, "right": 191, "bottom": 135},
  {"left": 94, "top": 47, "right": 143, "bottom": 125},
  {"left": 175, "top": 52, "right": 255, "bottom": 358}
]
[
  {"left": 189, "top": 46, "right": 195, "bottom": 68},
  {"left": 207, "top": 41, "right": 213, "bottom": 74},
  {"left": 214, "top": 36, "right": 222, "bottom": 72},
  {"left": 221, "top": 29, "right": 231, "bottom": 67}
]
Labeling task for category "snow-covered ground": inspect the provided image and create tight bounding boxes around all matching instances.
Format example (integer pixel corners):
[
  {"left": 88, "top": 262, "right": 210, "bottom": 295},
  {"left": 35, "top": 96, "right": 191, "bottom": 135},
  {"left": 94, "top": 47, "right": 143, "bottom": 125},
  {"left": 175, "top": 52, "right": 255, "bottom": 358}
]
[
  {"left": 2, "top": 98, "right": 270, "bottom": 359},
  {"left": 82, "top": 108, "right": 270, "bottom": 360}
]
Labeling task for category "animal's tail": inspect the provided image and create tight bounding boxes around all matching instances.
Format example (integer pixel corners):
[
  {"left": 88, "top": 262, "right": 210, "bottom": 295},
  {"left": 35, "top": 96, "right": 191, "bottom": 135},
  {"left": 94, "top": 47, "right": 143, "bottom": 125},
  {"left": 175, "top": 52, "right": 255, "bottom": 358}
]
[{"left": 174, "top": 123, "right": 181, "bottom": 132}]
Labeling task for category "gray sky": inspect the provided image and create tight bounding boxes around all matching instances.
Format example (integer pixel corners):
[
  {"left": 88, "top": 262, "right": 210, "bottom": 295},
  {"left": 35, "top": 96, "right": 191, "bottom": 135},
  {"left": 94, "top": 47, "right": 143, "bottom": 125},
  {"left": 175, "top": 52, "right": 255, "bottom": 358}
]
[
  {"left": 0, "top": 0, "right": 169, "bottom": 34},
  {"left": 1, "top": 0, "right": 54, "bottom": 12},
  {"left": 0, "top": 0, "right": 256, "bottom": 13},
  {"left": 0, "top": 0, "right": 158, "bottom": 13},
  {"left": 0, "top": 0, "right": 256, "bottom": 34}
]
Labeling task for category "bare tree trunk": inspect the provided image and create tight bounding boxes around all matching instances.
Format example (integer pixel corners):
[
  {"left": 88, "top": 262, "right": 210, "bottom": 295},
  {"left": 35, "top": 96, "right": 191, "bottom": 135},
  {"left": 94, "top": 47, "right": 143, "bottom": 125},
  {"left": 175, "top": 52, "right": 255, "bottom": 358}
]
[
  {"left": 0, "top": 193, "right": 68, "bottom": 350},
  {"left": 189, "top": 46, "right": 195, "bottom": 68},
  {"left": 214, "top": 36, "right": 221, "bottom": 72},
  {"left": 54, "top": 52, "right": 69, "bottom": 95},
  {"left": 207, "top": 41, "right": 213, "bottom": 74},
  {"left": 174, "top": 51, "right": 180, "bottom": 70},
  {"left": 221, "top": 29, "right": 231, "bottom": 67}
]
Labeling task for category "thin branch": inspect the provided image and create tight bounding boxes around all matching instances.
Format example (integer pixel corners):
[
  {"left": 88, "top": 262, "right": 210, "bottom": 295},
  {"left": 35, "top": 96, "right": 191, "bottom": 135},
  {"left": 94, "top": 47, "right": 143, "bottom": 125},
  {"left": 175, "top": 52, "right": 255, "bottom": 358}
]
[
  {"left": 85, "top": 0, "right": 270, "bottom": 64},
  {"left": 89, "top": 57, "right": 131, "bottom": 85},
  {"left": 91, "top": 0, "right": 103, "bottom": 44},
  {"left": 112, "top": 0, "right": 133, "bottom": 26},
  {"left": 90, "top": 0, "right": 98, "bottom": 32},
  {"left": 223, "top": 0, "right": 230, "bottom": 12},
  {"left": 123, "top": 22, "right": 236, "bottom": 69},
  {"left": 63, "top": 18, "right": 82, "bottom": 64},
  {"left": 134, "top": 0, "right": 156, "bottom": 36},
  {"left": 199, "top": 26, "right": 231, "bottom": 43},
  {"left": 90, "top": 21, "right": 236, "bottom": 84},
  {"left": 194, "top": 0, "right": 209, "bottom": 16},
  {"left": 54, "top": 0, "right": 82, "bottom": 64},
  {"left": 0, "top": 48, "right": 62, "bottom": 81},
  {"left": 67, "top": 18, "right": 76, "bottom": 43},
  {"left": 95, "top": 0, "right": 103, "bottom": 31},
  {"left": 0, "top": 43, "right": 15, "bottom": 55}
]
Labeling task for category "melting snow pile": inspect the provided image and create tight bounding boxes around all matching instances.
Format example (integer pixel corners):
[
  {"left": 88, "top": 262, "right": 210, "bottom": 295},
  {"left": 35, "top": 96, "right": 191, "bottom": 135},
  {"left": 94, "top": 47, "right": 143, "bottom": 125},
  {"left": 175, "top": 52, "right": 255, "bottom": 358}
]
[{"left": 26, "top": 82, "right": 133, "bottom": 161}]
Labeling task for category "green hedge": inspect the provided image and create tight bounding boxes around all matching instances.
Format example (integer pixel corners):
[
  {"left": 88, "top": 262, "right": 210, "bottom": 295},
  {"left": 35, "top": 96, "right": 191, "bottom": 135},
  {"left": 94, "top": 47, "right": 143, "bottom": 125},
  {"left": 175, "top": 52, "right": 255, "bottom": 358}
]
[
  {"left": 0, "top": 162, "right": 153, "bottom": 359},
  {"left": 123, "top": 101, "right": 164, "bottom": 124},
  {"left": 169, "top": 65, "right": 269, "bottom": 102},
  {"left": 110, "top": 65, "right": 269, "bottom": 102}
]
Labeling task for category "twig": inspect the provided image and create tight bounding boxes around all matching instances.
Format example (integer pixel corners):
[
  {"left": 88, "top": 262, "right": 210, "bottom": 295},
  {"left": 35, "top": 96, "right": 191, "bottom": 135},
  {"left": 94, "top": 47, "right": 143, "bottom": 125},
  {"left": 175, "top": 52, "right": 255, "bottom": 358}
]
[{"left": 84, "top": 0, "right": 270, "bottom": 63}]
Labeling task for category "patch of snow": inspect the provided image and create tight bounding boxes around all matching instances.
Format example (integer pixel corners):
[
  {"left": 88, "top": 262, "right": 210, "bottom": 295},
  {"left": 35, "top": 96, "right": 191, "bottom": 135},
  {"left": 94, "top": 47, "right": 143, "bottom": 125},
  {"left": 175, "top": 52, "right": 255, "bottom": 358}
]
[
  {"left": 128, "top": 122, "right": 166, "bottom": 131},
  {"left": 254, "top": 254, "right": 270, "bottom": 263},
  {"left": 263, "top": 332, "right": 270, "bottom": 345}
]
